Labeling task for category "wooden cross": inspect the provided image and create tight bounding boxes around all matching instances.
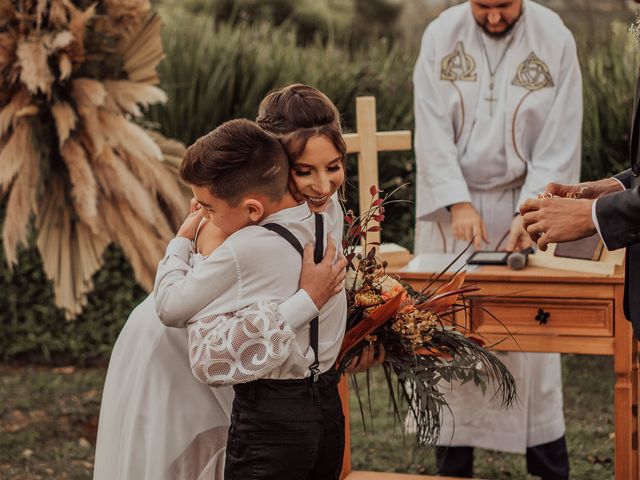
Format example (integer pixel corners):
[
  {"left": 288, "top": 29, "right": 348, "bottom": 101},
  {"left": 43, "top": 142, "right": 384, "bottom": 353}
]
[
  {"left": 342, "top": 96, "right": 412, "bottom": 245},
  {"left": 338, "top": 96, "right": 414, "bottom": 480}
]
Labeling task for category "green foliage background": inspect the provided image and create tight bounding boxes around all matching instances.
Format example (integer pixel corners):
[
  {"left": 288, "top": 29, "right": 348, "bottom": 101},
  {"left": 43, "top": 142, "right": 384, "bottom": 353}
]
[{"left": 1, "top": 2, "right": 639, "bottom": 364}]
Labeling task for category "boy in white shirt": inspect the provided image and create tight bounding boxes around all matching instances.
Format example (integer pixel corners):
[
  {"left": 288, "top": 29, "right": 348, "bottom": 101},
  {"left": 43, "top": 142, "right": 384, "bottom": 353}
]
[{"left": 154, "top": 118, "right": 347, "bottom": 480}]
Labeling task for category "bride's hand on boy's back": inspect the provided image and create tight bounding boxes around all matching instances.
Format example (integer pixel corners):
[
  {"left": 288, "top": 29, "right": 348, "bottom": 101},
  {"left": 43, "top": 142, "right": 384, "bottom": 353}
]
[{"left": 299, "top": 237, "right": 347, "bottom": 309}]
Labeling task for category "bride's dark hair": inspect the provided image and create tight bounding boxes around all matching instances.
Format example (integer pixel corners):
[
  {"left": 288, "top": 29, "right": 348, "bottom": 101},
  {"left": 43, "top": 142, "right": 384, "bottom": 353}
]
[{"left": 256, "top": 84, "right": 347, "bottom": 173}]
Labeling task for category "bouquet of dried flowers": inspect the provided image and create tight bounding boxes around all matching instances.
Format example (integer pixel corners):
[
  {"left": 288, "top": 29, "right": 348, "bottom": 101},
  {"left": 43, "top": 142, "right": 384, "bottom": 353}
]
[
  {"left": 0, "top": 0, "right": 187, "bottom": 318},
  {"left": 339, "top": 185, "right": 517, "bottom": 445}
]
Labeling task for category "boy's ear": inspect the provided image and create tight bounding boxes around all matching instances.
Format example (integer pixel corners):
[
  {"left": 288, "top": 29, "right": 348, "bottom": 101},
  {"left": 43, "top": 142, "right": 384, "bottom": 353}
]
[{"left": 244, "top": 198, "right": 265, "bottom": 222}]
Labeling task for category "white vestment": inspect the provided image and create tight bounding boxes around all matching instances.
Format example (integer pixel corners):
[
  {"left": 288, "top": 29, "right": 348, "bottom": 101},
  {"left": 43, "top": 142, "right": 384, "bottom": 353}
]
[{"left": 413, "top": 1, "right": 582, "bottom": 453}]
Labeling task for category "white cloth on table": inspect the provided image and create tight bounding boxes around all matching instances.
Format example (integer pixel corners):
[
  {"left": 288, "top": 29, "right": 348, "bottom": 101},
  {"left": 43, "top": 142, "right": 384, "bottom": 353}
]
[{"left": 412, "top": 0, "right": 582, "bottom": 453}]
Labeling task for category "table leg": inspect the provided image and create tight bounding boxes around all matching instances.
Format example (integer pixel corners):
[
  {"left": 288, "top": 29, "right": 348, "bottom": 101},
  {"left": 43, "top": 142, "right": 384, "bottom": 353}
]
[
  {"left": 614, "top": 285, "right": 636, "bottom": 479},
  {"left": 633, "top": 336, "right": 638, "bottom": 478}
]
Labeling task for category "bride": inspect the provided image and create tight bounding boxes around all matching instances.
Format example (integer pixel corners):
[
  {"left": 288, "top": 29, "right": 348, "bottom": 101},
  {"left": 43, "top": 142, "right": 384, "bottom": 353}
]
[{"left": 93, "top": 84, "right": 382, "bottom": 480}]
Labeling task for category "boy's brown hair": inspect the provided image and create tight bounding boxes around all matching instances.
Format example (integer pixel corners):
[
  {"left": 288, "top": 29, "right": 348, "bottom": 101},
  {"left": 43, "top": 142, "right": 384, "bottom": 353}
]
[{"left": 180, "top": 119, "right": 289, "bottom": 205}]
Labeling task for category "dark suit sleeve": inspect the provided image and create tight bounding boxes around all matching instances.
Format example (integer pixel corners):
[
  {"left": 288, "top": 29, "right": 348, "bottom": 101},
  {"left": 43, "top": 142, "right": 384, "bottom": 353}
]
[
  {"left": 595, "top": 184, "right": 640, "bottom": 250},
  {"left": 614, "top": 169, "right": 633, "bottom": 189}
]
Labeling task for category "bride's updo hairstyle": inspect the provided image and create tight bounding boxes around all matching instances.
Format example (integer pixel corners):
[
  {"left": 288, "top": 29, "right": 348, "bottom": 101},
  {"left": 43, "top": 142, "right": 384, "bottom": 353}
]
[{"left": 256, "top": 83, "right": 347, "bottom": 171}]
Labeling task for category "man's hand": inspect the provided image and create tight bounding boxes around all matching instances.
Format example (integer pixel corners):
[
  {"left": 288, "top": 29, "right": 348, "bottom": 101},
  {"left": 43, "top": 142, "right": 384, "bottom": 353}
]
[
  {"left": 520, "top": 197, "right": 596, "bottom": 251},
  {"left": 344, "top": 344, "right": 385, "bottom": 374},
  {"left": 176, "top": 198, "right": 204, "bottom": 240},
  {"left": 450, "top": 202, "right": 489, "bottom": 250},
  {"left": 299, "top": 236, "right": 347, "bottom": 309},
  {"left": 504, "top": 214, "right": 533, "bottom": 252},
  {"left": 544, "top": 178, "right": 624, "bottom": 200}
]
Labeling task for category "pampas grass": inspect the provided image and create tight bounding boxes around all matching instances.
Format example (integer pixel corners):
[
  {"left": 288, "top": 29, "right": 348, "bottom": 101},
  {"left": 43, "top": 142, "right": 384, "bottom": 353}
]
[
  {"left": 51, "top": 102, "right": 77, "bottom": 147},
  {"left": 0, "top": 0, "right": 187, "bottom": 318}
]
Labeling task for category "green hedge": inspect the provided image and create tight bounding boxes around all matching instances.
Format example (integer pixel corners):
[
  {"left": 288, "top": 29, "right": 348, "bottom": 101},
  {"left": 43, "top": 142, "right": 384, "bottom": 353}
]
[{"left": 1, "top": 12, "right": 637, "bottom": 364}]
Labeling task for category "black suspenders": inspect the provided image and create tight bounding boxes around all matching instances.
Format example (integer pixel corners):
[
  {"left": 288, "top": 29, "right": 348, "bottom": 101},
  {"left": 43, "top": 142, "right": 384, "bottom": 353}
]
[{"left": 262, "top": 213, "right": 324, "bottom": 382}]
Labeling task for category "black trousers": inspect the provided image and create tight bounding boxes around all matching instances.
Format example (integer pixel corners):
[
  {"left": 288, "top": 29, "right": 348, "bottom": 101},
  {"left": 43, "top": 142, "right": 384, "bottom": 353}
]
[
  {"left": 224, "top": 369, "right": 345, "bottom": 480},
  {"left": 435, "top": 436, "right": 569, "bottom": 480}
]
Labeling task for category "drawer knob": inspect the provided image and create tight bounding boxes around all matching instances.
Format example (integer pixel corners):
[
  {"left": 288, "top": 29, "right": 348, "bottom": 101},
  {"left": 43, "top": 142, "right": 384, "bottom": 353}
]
[{"left": 535, "top": 308, "right": 551, "bottom": 325}]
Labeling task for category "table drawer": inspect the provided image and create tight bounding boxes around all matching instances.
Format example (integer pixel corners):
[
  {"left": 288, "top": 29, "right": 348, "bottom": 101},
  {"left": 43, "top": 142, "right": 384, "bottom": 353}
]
[{"left": 470, "top": 298, "right": 614, "bottom": 337}]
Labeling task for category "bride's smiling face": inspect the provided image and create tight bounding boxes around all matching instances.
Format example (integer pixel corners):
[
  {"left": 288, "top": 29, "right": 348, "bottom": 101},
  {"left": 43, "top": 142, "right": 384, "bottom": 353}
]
[{"left": 290, "top": 134, "right": 345, "bottom": 212}]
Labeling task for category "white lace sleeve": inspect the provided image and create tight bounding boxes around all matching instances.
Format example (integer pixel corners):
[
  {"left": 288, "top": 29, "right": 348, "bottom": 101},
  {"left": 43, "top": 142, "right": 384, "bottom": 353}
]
[{"left": 188, "top": 300, "right": 295, "bottom": 386}]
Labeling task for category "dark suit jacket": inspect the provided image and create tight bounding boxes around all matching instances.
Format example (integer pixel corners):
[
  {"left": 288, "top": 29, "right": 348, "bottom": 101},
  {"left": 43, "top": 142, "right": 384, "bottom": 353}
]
[{"left": 595, "top": 79, "right": 640, "bottom": 338}]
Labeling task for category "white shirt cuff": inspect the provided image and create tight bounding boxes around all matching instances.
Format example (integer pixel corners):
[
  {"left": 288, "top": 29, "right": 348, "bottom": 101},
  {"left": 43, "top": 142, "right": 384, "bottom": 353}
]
[
  {"left": 591, "top": 199, "right": 609, "bottom": 250},
  {"left": 165, "top": 237, "right": 192, "bottom": 261},
  {"left": 278, "top": 289, "right": 320, "bottom": 330},
  {"left": 612, "top": 177, "right": 626, "bottom": 191}
]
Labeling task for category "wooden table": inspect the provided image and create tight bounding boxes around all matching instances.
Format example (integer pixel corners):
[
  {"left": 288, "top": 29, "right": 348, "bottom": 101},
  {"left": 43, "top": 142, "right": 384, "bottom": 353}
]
[{"left": 340, "top": 264, "right": 636, "bottom": 479}]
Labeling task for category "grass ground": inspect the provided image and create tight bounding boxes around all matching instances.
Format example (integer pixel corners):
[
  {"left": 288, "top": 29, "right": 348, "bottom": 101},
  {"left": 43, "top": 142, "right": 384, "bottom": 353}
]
[{"left": 0, "top": 355, "right": 614, "bottom": 479}]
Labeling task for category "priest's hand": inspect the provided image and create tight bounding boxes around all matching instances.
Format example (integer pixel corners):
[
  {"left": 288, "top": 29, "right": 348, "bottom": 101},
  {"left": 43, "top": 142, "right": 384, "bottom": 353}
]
[
  {"left": 544, "top": 178, "right": 624, "bottom": 199},
  {"left": 450, "top": 202, "right": 489, "bottom": 250},
  {"left": 519, "top": 197, "right": 596, "bottom": 251},
  {"left": 299, "top": 236, "right": 348, "bottom": 309},
  {"left": 504, "top": 214, "right": 533, "bottom": 252}
]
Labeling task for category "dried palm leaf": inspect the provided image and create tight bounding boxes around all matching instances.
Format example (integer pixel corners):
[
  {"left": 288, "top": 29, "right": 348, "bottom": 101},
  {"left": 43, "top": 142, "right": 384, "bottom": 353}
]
[
  {"left": 0, "top": 120, "right": 31, "bottom": 193},
  {"left": 116, "top": 144, "right": 187, "bottom": 229},
  {"left": 51, "top": 101, "right": 77, "bottom": 146},
  {"left": 104, "top": 80, "right": 166, "bottom": 116},
  {"left": 3, "top": 122, "right": 40, "bottom": 265},
  {"left": 58, "top": 53, "right": 72, "bottom": 80},
  {"left": 16, "top": 37, "right": 55, "bottom": 96},
  {"left": 65, "top": 1, "right": 97, "bottom": 64},
  {"left": 48, "top": 0, "right": 69, "bottom": 30},
  {"left": 0, "top": 90, "right": 30, "bottom": 138},
  {"left": 73, "top": 79, "right": 107, "bottom": 156},
  {"left": 1, "top": 0, "right": 186, "bottom": 318},
  {"left": 145, "top": 130, "right": 190, "bottom": 197},
  {"left": 44, "top": 30, "right": 74, "bottom": 51},
  {"left": 36, "top": 0, "right": 48, "bottom": 31},
  {"left": 99, "top": 109, "right": 162, "bottom": 161},
  {"left": 118, "top": 13, "right": 164, "bottom": 85},
  {"left": 94, "top": 147, "right": 155, "bottom": 221},
  {"left": 72, "top": 78, "right": 107, "bottom": 108},
  {"left": 101, "top": 198, "right": 163, "bottom": 291},
  {"left": 36, "top": 177, "right": 110, "bottom": 319},
  {"left": 106, "top": 0, "right": 151, "bottom": 34},
  {"left": 60, "top": 138, "right": 99, "bottom": 230},
  {"left": 0, "top": 32, "right": 15, "bottom": 70},
  {"left": 146, "top": 130, "right": 186, "bottom": 168}
]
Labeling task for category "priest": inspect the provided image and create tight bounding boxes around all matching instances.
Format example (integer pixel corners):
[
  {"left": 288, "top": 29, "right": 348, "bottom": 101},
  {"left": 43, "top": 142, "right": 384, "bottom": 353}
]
[{"left": 412, "top": 0, "right": 582, "bottom": 478}]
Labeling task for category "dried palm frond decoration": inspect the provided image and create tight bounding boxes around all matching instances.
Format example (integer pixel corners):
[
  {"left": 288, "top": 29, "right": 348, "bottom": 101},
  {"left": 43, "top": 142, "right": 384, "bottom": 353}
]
[{"left": 0, "top": 0, "right": 187, "bottom": 318}]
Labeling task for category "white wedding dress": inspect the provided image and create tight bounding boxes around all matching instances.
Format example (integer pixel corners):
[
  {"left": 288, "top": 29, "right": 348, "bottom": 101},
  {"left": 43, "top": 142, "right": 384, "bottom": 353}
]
[{"left": 93, "top": 252, "right": 234, "bottom": 480}]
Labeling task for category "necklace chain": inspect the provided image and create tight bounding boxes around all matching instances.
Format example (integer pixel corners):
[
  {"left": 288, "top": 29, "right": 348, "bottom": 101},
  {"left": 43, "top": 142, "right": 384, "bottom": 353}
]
[
  {"left": 479, "top": 32, "right": 517, "bottom": 83},
  {"left": 478, "top": 30, "right": 518, "bottom": 115}
]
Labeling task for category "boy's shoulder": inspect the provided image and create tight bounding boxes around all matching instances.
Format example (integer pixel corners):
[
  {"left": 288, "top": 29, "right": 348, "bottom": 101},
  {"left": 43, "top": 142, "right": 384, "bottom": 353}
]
[{"left": 224, "top": 203, "right": 319, "bottom": 257}]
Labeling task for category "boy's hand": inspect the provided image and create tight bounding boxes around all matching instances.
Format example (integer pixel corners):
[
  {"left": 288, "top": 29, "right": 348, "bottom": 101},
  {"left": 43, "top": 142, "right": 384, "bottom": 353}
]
[
  {"left": 177, "top": 199, "right": 204, "bottom": 240},
  {"left": 300, "top": 236, "right": 347, "bottom": 309}
]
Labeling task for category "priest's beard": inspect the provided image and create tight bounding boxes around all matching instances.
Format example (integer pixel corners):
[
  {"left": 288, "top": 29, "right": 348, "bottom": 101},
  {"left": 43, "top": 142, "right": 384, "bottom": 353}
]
[{"left": 477, "top": 10, "right": 523, "bottom": 39}]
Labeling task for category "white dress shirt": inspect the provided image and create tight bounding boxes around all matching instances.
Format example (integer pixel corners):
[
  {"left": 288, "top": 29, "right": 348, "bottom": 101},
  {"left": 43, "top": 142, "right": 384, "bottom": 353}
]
[{"left": 154, "top": 198, "right": 346, "bottom": 384}]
